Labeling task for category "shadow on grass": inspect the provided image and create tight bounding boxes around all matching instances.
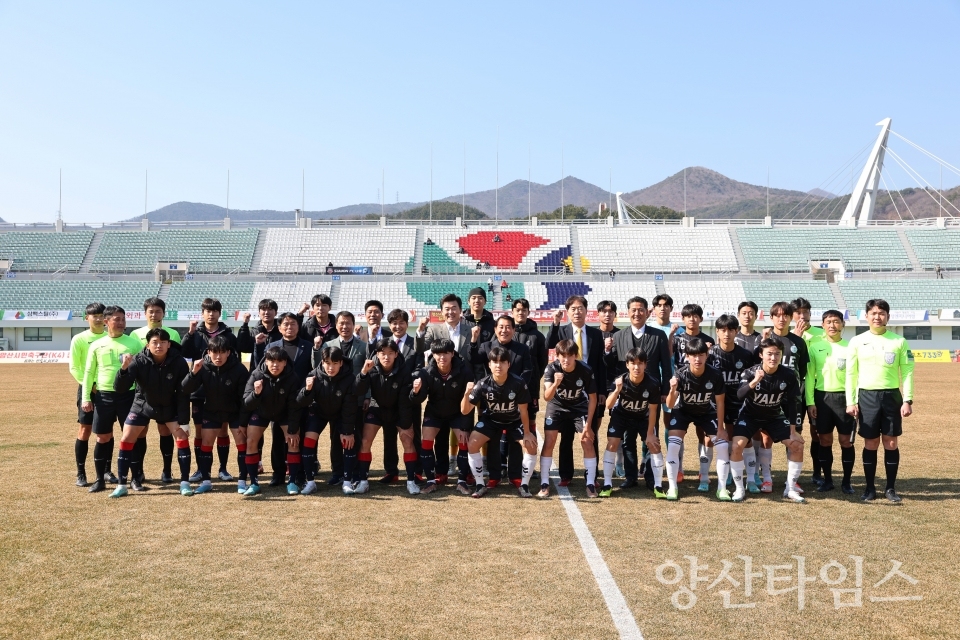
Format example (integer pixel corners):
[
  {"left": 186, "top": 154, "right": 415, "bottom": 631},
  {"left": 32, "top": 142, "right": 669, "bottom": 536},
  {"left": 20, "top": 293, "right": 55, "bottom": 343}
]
[{"left": 0, "top": 441, "right": 61, "bottom": 450}]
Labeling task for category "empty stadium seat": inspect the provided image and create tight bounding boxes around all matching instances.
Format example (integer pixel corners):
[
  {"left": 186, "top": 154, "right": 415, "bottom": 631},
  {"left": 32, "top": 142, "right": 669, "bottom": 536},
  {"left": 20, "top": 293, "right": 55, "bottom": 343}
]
[
  {"left": 249, "top": 282, "right": 333, "bottom": 313},
  {"left": 839, "top": 280, "right": 960, "bottom": 312},
  {"left": 663, "top": 280, "right": 746, "bottom": 312},
  {"left": 418, "top": 227, "right": 571, "bottom": 274},
  {"left": 0, "top": 280, "right": 159, "bottom": 316},
  {"left": 737, "top": 228, "right": 910, "bottom": 272},
  {"left": 904, "top": 229, "right": 960, "bottom": 270},
  {"left": 164, "top": 282, "right": 256, "bottom": 315},
  {"left": 257, "top": 229, "right": 416, "bottom": 274},
  {"left": 0, "top": 231, "right": 94, "bottom": 272},
  {"left": 91, "top": 230, "right": 259, "bottom": 273},
  {"left": 741, "top": 281, "right": 837, "bottom": 311},
  {"left": 577, "top": 227, "right": 738, "bottom": 273}
]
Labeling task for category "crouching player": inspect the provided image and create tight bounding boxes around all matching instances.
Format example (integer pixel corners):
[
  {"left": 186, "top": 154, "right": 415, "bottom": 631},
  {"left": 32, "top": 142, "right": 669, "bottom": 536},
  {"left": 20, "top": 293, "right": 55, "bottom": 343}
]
[
  {"left": 538, "top": 340, "right": 598, "bottom": 498},
  {"left": 243, "top": 348, "right": 303, "bottom": 496},
  {"left": 296, "top": 346, "right": 358, "bottom": 495},
  {"left": 729, "top": 337, "right": 805, "bottom": 503},
  {"left": 410, "top": 339, "right": 473, "bottom": 495},
  {"left": 602, "top": 348, "right": 662, "bottom": 497},
  {"left": 110, "top": 329, "right": 191, "bottom": 497},
  {"left": 664, "top": 337, "right": 727, "bottom": 501},
  {"left": 182, "top": 336, "right": 250, "bottom": 495},
  {"left": 460, "top": 346, "right": 538, "bottom": 498}
]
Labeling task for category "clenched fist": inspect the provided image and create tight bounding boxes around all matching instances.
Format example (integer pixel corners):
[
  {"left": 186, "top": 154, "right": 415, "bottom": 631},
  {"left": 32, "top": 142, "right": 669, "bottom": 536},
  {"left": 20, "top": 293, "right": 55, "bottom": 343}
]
[
  {"left": 361, "top": 359, "right": 375, "bottom": 375},
  {"left": 305, "top": 376, "right": 315, "bottom": 391},
  {"left": 189, "top": 320, "right": 198, "bottom": 334},
  {"left": 471, "top": 325, "right": 481, "bottom": 343},
  {"left": 120, "top": 353, "right": 133, "bottom": 369},
  {"left": 192, "top": 359, "right": 203, "bottom": 374},
  {"left": 314, "top": 335, "right": 323, "bottom": 349},
  {"left": 604, "top": 337, "right": 613, "bottom": 352},
  {"left": 242, "top": 312, "right": 251, "bottom": 324},
  {"left": 418, "top": 317, "right": 429, "bottom": 333},
  {"left": 253, "top": 380, "right": 263, "bottom": 395},
  {"left": 412, "top": 378, "right": 423, "bottom": 394},
  {"left": 669, "top": 376, "right": 679, "bottom": 390},
  {"left": 255, "top": 332, "right": 268, "bottom": 345},
  {"left": 614, "top": 375, "right": 624, "bottom": 390},
  {"left": 752, "top": 369, "right": 765, "bottom": 385},
  {"left": 553, "top": 308, "right": 564, "bottom": 325}
]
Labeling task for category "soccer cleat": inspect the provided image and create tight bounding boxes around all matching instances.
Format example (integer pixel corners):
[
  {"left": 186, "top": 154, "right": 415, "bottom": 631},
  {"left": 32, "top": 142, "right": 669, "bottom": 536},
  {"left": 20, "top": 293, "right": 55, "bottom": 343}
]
[
  {"left": 731, "top": 488, "right": 746, "bottom": 502},
  {"left": 341, "top": 481, "right": 356, "bottom": 495},
  {"left": 286, "top": 482, "right": 300, "bottom": 496},
  {"left": 88, "top": 479, "right": 106, "bottom": 493},
  {"left": 747, "top": 480, "right": 761, "bottom": 494},
  {"left": 510, "top": 478, "right": 522, "bottom": 489},
  {"left": 793, "top": 482, "right": 804, "bottom": 494},
  {"left": 300, "top": 481, "right": 317, "bottom": 495},
  {"left": 841, "top": 482, "right": 855, "bottom": 495},
  {"left": 180, "top": 481, "right": 195, "bottom": 496},
  {"left": 697, "top": 481, "right": 709, "bottom": 492},
  {"left": 435, "top": 474, "right": 449, "bottom": 485},
  {"left": 485, "top": 479, "right": 500, "bottom": 489},
  {"left": 885, "top": 488, "right": 902, "bottom": 504},
  {"left": 76, "top": 473, "right": 88, "bottom": 487},
  {"left": 653, "top": 486, "right": 667, "bottom": 499},
  {"left": 677, "top": 471, "right": 684, "bottom": 484},
  {"left": 109, "top": 485, "right": 128, "bottom": 498},
  {"left": 725, "top": 473, "right": 733, "bottom": 488},
  {"left": 106, "top": 471, "right": 119, "bottom": 484},
  {"left": 327, "top": 473, "right": 343, "bottom": 486},
  {"left": 237, "top": 480, "right": 248, "bottom": 494},
  {"left": 753, "top": 470, "right": 761, "bottom": 485},
  {"left": 130, "top": 478, "right": 146, "bottom": 492},
  {"left": 558, "top": 478, "right": 571, "bottom": 487},
  {"left": 759, "top": 481, "right": 773, "bottom": 493},
  {"left": 188, "top": 470, "right": 203, "bottom": 483},
  {"left": 783, "top": 489, "right": 805, "bottom": 503},
  {"left": 615, "top": 464, "right": 625, "bottom": 479},
  {"left": 268, "top": 476, "right": 284, "bottom": 487},
  {"left": 518, "top": 484, "right": 532, "bottom": 498},
  {"left": 585, "top": 484, "right": 598, "bottom": 498},
  {"left": 243, "top": 484, "right": 261, "bottom": 497},
  {"left": 160, "top": 471, "right": 173, "bottom": 484},
  {"left": 817, "top": 481, "right": 835, "bottom": 492},
  {"left": 471, "top": 485, "right": 489, "bottom": 498},
  {"left": 861, "top": 489, "right": 877, "bottom": 502},
  {"left": 353, "top": 480, "right": 370, "bottom": 494},
  {"left": 537, "top": 483, "right": 550, "bottom": 498},
  {"left": 599, "top": 485, "right": 613, "bottom": 498},
  {"left": 620, "top": 479, "right": 638, "bottom": 490},
  {"left": 194, "top": 481, "right": 213, "bottom": 495},
  {"left": 811, "top": 472, "right": 823, "bottom": 486},
  {"left": 136, "top": 470, "right": 146, "bottom": 485},
  {"left": 666, "top": 487, "right": 679, "bottom": 501},
  {"left": 447, "top": 460, "right": 458, "bottom": 476},
  {"left": 406, "top": 480, "right": 421, "bottom": 495},
  {"left": 379, "top": 473, "right": 400, "bottom": 484},
  {"left": 456, "top": 482, "right": 471, "bottom": 495},
  {"left": 717, "top": 488, "right": 732, "bottom": 501},
  {"left": 218, "top": 470, "right": 234, "bottom": 481},
  {"left": 421, "top": 481, "right": 439, "bottom": 495}
]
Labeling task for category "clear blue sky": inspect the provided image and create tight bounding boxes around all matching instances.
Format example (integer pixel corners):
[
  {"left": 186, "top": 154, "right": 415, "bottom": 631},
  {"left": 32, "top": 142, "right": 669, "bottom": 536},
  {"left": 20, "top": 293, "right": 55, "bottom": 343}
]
[{"left": 1, "top": 1, "right": 958, "bottom": 223}]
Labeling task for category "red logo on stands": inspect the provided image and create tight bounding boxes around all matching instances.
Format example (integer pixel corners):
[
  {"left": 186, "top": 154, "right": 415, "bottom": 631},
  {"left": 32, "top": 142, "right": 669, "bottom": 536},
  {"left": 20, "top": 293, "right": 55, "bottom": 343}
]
[{"left": 457, "top": 232, "right": 549, "bottom": 269}]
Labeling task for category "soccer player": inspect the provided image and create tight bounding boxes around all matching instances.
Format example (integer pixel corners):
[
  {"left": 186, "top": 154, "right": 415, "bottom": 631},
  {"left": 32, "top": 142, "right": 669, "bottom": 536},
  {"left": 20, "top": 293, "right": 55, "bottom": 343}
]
[
  {"left": 648, "top": 294, "right": 681, "bottom": 484},
  {"left": 320, "top": 311, "right": 368, "bottom": 486},
  {"left": 509, "top": 298, "right": 548, "bottom": 484},
  {"left": 791, "top": 296, "right": 824, "bottom": 482},
  {"left": 539, "top": 340, "right": 599, "bottom": 497},
  {"left": 806, "top": 310, "right": 856, "bottom": 494},
  {"left": 182, "top": 335, "right": 250, "bottom": 494},
  {"left": 709, "top": 314, "right": 760, "bottom": 494},
  {"left": 68, "top": 302, "right": 110, "bottom": 487},
  {"left": 243, "top": 348, "right": 303, "bottom": 496},
  {"left": 672, "top": 304, "right": 716, "bottom": 487},
  {"left": 463, "top": 287, "right": 496, "bottom": 347},
  {"left": 110, "top": 329, "right": 191, "bottom": 497},
  {"left": 81, "top": 306, "right": 143, "bottom": 493},
  {"left": 300, "top": 293, "right": 338, "bottom": 346},
  {"left": 602, "top": 349, "right": 662, "bottom": 497},
  {"left": 131, "top": 296, "right": 182, "bottom": 483},
  {"left": 410, "top": 339, "right": 473, "bottom": 494},
  {"left": 460, "top": 346, "right": 539, "bottom": 498},
  {"left": 352, "top": 339, "right": 417, "bottom": 495},
  {"left": 735, "top": 301, "right": 763, "bottom": 354},
  {"left": 664, "top": 337, "right": 726, "bottom": 500},
  {"left": 237, "top": 298, "right": 281, "bottom": 353},
  {"left": 596, "top": 300, "right": 623, "bottom": 477},
  {"left": 791, "top": 297, "right": 824, "bottom": 343},
  {"left": 296, "top": 346, "right": 358, "bottom": 495},
  {"left": 729, "top": 337, "right": 805, "bottom": 503},
  {"left": 845, "top": 299, "right": 914, "bottom": 503}
]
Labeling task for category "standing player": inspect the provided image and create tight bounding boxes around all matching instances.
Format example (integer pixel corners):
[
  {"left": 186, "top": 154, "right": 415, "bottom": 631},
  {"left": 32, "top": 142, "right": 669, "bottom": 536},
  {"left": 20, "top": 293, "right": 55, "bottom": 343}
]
[
  {"left": 672, "top": 304, "right": 716, "bottom": 488},
  {"left": 664, "top": 337, "right": 726, "bottom": 500},
  {"left": 81, "top": 306, "right": 142, "bottom": 493},
  {"left": 709, "top": 314, "right": 759, "bottom": 494},
  {"left": 806, "top": 310, "right": 856, "bottom": 494},
  {"left": 460, "top": 346, "right": 539, "bottom": 498},
  {"left": 237, "top": 299, "right": 281, "bottom": 353},
  {"left": 300, "top": 293, "right": 338, "bottom": 346},
  {"left": 791, "top": 296, "right": 823, "bottom": 483},
  {"left": 601, "top": 349, "right": 663, "bottom": 497},
  {"left": 539, "top": 340, "right": 599, "bottom": 498},
  {"left": 735, "top": 301, "right": 763, "bottom": 354},
  {"left": 463, "top": 287, "right": 496, "bottom": 346},
  {"left": 596, "top": 300, "right": 624, "bottom": 478},
  {"left": 68, "top": 302, "right": 111, "bottom": 487},
  {"left": 110, "top": 329, "right": 191, "bottom": 497},
  {"left": 845, "top": 299, "right": 914, "bottom": 503},
  {"left": 510, "top": 298, "right": 548, "bottom": 485},
  {"left": 729, "top": 337, "right": 805, "bottom": 503}
]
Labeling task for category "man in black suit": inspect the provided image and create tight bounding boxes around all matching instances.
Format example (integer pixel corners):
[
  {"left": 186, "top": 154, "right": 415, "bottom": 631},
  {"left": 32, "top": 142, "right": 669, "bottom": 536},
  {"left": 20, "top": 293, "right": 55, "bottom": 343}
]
[
  {"left": 547, "top": 294, "right": 606, "bottom": 484},
  {"left": 603, "top": 296, "right": 671, "bottom": 489}
]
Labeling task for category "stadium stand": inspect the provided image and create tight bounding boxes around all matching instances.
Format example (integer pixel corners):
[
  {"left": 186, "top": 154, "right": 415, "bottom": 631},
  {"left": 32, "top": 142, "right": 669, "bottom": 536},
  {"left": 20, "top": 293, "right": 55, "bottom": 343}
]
[
  {"left": 416, "top": 227, "right": 572, "bottom": 274},
  {"left": 249, "top": 282, "right": 332, "bottom": 313},
  {"left": 257, "top": 228, "right": 416, "bottom": 274},
  {"left": 0, "top": 231, "right": 94, "bottom": 272},
  {"left": 904, "top": 229, "right": 960, "bottom": 270},
  {"left": 839, "top": 280, "right": 960, "bottom": 312},
  {"left": 338, "top": 282, "right": 429, "bottom": 314},
  {"left": 741, "top": 280, "right": 837, "bottom": 310},
  {"left": 0, "top": 280, "right": 159, "bottom": 316},
  {"left": 90, "top": 229, "right": 259, "bottom": 273},
  {"left": 737, "top": 228, "right": 910, "bottom": 272},
  {"left": 663, "top": 280, "right": 747, "bottom": 311},
  {"left": 517, "top": 281, "right": 659, "bottom": 311},
  {"left": 164, "top": 282, "right": 256, "bottom": 315},
  {"left": 577, "top": 227, "right": 739, "bottom": 273}
]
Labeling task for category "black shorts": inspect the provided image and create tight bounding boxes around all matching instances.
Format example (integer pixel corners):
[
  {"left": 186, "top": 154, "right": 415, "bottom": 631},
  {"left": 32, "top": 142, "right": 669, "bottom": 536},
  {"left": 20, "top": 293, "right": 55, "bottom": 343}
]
[
  {"left": 91, "top": 390, "right": 136, "bottom": 435},
  {"left": 815, "top": 390, "right": 855, "bottom": 436},
  {"left": 857, "top": 388, "right": 903, "bottom": 439},
  {"left": 191, "top": 398, "right": 205, "bottom": 427},
  {"left": 247, "top": 412, "right": 284, "bottom": 429},
  {"left": 364, "top": 407, "right": 400, "bottom": 429},
  {"left": 723, "top": 403, "right": 742, "bottom": 428},
  {"left": 796, "top": 383, "right": 810, "bottom": 434},
  {"left": 606, "top": 411, "right": 657, "bottom": 441},
  {"left": 473, "top": 419, "right": 524, "bottom": 442},
  {"left": 544, "top": 411, "right": 586, "bottom": 433},
  {"left": 77, "top": 385, "right": 96, "bottom": 425},
  {"left": 733, "top": 415, "right": 792, "bottom": 443},
  {"left": 202, "top": 412, "right": 241, "bottom": 430},
  {"left": 305, "top": 407, "right": 344, "bottom": 435},
  {"left": 667, "top": 409, "right": 718, "bottom": 436},
  {"left": 423, "top": 414, "right": 469, "bottom": 432}
]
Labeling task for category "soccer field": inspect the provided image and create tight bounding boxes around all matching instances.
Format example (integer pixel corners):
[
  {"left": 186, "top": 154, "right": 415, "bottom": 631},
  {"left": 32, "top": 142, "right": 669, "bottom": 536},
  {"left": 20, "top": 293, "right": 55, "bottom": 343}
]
[{"left": 1, "top": 364, "right": 957, "bottom": 640}]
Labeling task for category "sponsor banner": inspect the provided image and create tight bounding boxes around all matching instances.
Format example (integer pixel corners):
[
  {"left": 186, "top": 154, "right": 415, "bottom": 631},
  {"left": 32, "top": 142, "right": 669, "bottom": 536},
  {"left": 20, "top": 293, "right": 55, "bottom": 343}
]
[
  {"left": 4, "top": 310, "right": 72, "bottom": 321},
  {"left": 939, "top": 309, "right": 960, "bottom": 321},
  {"left": 524, "top": 310, "right": 632, "bottom": 323},
  {"left": 233, "top": 310, "right": 262, "bottom": 322},
  {"left": 857, "top": 310, "right": 928, "bottom": 322},
  {"left": 912, "top": 350, "right": 955, "bottom": 363},
  {"left": 175, "top": 311, "right": 205, "bottom": 322},
  {"left": 0, "top": 350, "right": 70, "bottom": 363},
  {"left": 811, "top": 309, "right": 849, "bottom": 320},
  {"left": 325, "top": 266, "right": 373, "bottom": 275}
]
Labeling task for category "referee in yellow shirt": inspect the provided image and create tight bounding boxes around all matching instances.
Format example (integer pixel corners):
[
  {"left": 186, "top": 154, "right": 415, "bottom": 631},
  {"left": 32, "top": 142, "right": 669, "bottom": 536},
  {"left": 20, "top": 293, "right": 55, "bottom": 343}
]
[{"left": 845, "top": 299, "right": 915, "bottom": 503}]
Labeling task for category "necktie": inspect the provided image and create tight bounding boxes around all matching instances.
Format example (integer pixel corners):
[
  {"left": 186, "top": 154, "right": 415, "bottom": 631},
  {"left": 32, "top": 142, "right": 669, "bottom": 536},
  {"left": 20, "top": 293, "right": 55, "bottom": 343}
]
[{"left": 575, "top": 328, "right": 583, "bottom": 359}]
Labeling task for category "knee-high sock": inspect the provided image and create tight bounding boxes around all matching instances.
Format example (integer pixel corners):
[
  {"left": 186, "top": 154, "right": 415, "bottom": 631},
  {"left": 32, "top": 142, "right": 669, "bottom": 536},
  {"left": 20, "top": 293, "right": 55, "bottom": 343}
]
[
  {"left": 699, "top": 445, "right": 714, "bottom": 481},
  {"left": 819, "top": 444, "right": 834, "bottom": 482},
  {"left": 236, "top": 443, "right": 248, "bottom": 481},
  {"left": 666, "top": 436, "right": 683, "bottom": 492},
  {"left": 584, "top": 457, "right": 598, "bottom": 486},
  {"left": 730, "top": 459, "right": 745, "bottom": 493},
  {"left": 75, "top": 439, "right": 89, "bottom": 474},
  {"left": 507, "top": 440, "right": 523, "bottom": 481},
  {"left": 403, "top": 452, "right": 418, "bottom": 481},
  {"left": 159, "top": 434, "right": 174, "bottom": 475},
  {"left": 286, "top": 452, "right": 301, "bottom": 485},
  {"left": 742, "top": 447, "right": 757, "bottom": 483},
  {"left": 93, "top": 439, "right": 114, "bottom": 481},
  {"left": 132, "top": 437, "right": 147, "bottom": 480},
  {"left": 840, "top": 446, "right": 855, "bottom": 483},
  {"left": 342, "top": 441, "right": 358, "bottom": 481},
  {"left": 615, "top": 442, "right": 624, "bottom": 467},
  {"left": 678, "top": 438, "right": 685, "bottom": 470},
  {"left": 786, "top": 459, "right": 802, "bottom": 493},
  {"left": 419, "top": 439, "right": 436, "bottom": 481},
  {"left": 245, "top": 452, "right": 261, "bottom": 484},
  {"left": 301, "top": 438, "right": 318, "bottom": 481},
  {"left": 539, "top": 456, "right": 553, "bottom": 487},
  {"left": 456, "top": 444, "right": 469, "bottom": 482},
  {"left": 216, "top": 436, "right": 230, "bottom": 472},
  {"left": 357, "top": 452, "right": 372, "bottom": 480},
  {"left": 521, "top": 452, "right": 537, "bottom": 486},
  {"left": 468, "top": 452, "right": 485, "bottom": 487},
  {"left": 193, "top": 437, "right": 202, "bottom": 471},
  {"left": 810, "top": 441, "right": 821, "bottom": 475},
  {"left": 758, "top": 448, "right": 773, "bottom": 484},
  {"left": 176, "top": 439, "right": 191, "bottom": 482},
  {"left": 714, "top": 439, "right": 730, "bottom": 489},
  {"left": 117, "top": 441, "right": 134, "bottom": 485},
  {"left": 884, "top": 448, "right": 899, "bottom": 491},
  {"left": 602, "top": 450, "right": 617, "bottom": 487},
  {"left": 650, "top": 453, "right": 665, "bottom": 488},
  {"left": 752, "top": 440, "right": 761, "bottom": 466},
  {"left": 198, "top": 445, "right": 214, "bottom": 480},
  {"left": 862, "top": 448, "right": 877, "bottom": 491}
]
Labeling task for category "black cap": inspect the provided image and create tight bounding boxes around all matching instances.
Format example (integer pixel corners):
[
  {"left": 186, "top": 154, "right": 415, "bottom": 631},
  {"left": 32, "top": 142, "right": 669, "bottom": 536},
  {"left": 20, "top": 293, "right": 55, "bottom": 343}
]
[{"left": 468, "top": 287, "right": 487, "bottom": 301}]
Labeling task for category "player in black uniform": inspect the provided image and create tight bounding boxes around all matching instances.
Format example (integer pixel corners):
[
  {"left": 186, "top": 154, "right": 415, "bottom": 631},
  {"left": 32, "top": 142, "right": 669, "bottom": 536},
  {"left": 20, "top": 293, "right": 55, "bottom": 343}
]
[
  {"left": 729, "top": 337, "right": 805, "bottom": 503},
  {"left": 601, "top": 348, "right": 662, "bottom": 497},
  {"left": 672, "top": 304, "right": 716, "bottom": 490},
  {"left": 709, "top": 314, "right": 760, "bottom": 494},
  {"left": 505, "top": 298, "right": 548, "bottom": 486},
  {"left": 735, "top": 301, "right": 763, "bottom": 354},
  {"left": 596, "top": 300, "right": 624, "bottom": 478},
  {"left": 461, "top": 346, "right": 538, "bottom": 498},
  {"left": 665, "top": 337, "right": 726, "bottom": 500},
  {"left": 411, "top": 339, "right": 473, "bottom": 495},
  {"left": 539, "top": 340, "right": 599, "bottom": 497}
]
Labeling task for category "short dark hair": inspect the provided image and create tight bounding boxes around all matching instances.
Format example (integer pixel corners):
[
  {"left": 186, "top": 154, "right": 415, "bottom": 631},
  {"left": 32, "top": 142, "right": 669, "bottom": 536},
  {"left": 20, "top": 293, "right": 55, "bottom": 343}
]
[
  {"left": 104, "top": 305, "right": 125, "bottom": 317},
  {"left": 822, "top": 309, "right": 845, "bottom": 322},
  {"left": 311, "top": 294, "right": 333, "bottom": 307},
  {"left": 495, "top": 315, "right": 516, "bottom": 328},
  {"left": 207, "top": 335, "right": 231, "bottom": 353},
  {"left": 85, "top": 302, "right": 105, "bottom": 317},
  {"left": 791, "top": 297, "right": 812, "bottom": 312},
  {"left": 565, "top": 295, "right": 587, "bottom": 310},
  {"left": 681, "top": 304, "right": 703, "bottom": 318},
  {"left": 487, "top": 345, "right": 510, "bottom": 363},
  {"left": 738, "top": 300, "right": 759, "bottom": 314},
  {"left": 715, "top": 314, "right": 740, "bottom": 331},
  {"left": 512, "top": 298, "right": 531, "bottom": 311},
  {"left": 145, "top": 328, "right": 170, "bottom": 342},
  {"left": 624, "top": 347, "right": 648, "bottom": 364},
  {"left": 258, "top": 298, "right": 278, "bottom": 312},
  {"left": 597, "top": 300, "right": 617, "bottom": 313},
  {"left": 769, "top": 301, "right": 795, "bottom": 317},
  {"left": 372, "top": 337, "right": 399, "bottom": 354},
  {"left": 143, "top": 297, "right": 166, "bottom": 312},
  {"left": 440, "top": 293, "right": 462, "bottom": 310},
  {"left": 651, "top": 294, "right": 673, "bottom": 308},
  {"left": 387, "top": 309, "right": 408, "bottom": 324},
  {"left": 759, "top": 336, "right": 784, "bottom": 353},
  {"left": 430, "top": 339, "right": 456, "bottom": 354},
  {"left": 278, "top": 312, "right": 299, "bottom": 326},
  {"left": 201, "top": 298, "right": 222, "bottom": 313},
  {"left": 320, "top": 346, "right": 344, "bottom": 363},
  {"left": 627, "top": 296, "right": 649, "bottom": 310},
  {"left": 364, "top": 300, "right": 384, "bottom": 313},
  {"left": 555, "top": 339, "right": 579, "bottom": 358},
  {"left": 866, "top": 299, "right": 890, "bottom": 313},
  {"left": 264, "top": 346, "right": 288, "bottom": 362},
  {"left": 335, "top": 310, "right": 355, "bottom": 323},
  {"left": 684, "top": 336, "right": 709, "bottom": 355}
]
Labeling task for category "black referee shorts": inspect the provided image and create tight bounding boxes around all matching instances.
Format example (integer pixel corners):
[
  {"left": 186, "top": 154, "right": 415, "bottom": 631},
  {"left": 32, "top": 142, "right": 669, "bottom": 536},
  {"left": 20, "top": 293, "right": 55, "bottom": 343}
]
[
  {"left": 857, "top": 388, "right": 903, "bottom": 439},
  {"left": 92, "top": 390, "right": 136, "bottom": 435},
  {"left": 77, "top": 385, "right": 95, "bottom": 425},
  {"left": 814, "top": 390, "right": 855, "bottom": 436}
]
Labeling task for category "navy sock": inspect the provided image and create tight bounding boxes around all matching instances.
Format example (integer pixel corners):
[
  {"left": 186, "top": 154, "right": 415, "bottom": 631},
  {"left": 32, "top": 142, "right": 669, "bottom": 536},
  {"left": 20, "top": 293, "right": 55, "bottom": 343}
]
[
  {"left": 287, "top": 452, "right": 302, "bottom": 486},
  {"left": 176, "top": 440, "right": 191, "bottom": 481},
  {"left": 216, "top": 437, "right": 230, "bottom": 472},
  {"left": 841, "top": 446, "right": 855, "bottom": 483},
  {"left": 342, "top": 446, "right": 357, "bottom": 481},
  {"left": 236, "top": 444, "right": 248, "bottom": 481},
  {"left": 419, "top": 439, "right": 436, "bottom": 481},
  {"left": 75, "top": 439, "right": 89, "bottom": 473},
  {"left": 94, "top": 440, "right": 113, "bottom": 481},
  {"left": 819, "top": 446, "right": 834, "bottom": 482},
  {"left": 457, "top": 446, "right": 470, "bottom": 482},
  {"left": 403, "top": 452, "right": 418, "bottom": 482},
  {"left": 199, "top": 446, "right": 214, "bottom": 480},
  {"left": 884, "top": 448, "right": 900, "bottom": 491},
  {"left": 302, "top": 437, "right": 318, "bottom": 481},
  {"left": 358, "top": 452, "right": 372, "bottom": 480},
  {"left": 810, "top": 441, "right": 821, "bottom": 475},
  {"left": 159, "top": 435, "right": 174, "bottom": 475},
  {"left": 246, "top": 453, "right": 260, "bottom": 484},
  {"left": 117, "top": 442, "right": 134, "bottom": 484},
  {"left": 862, "top": 448, "right": 877, "bottom": 491}
]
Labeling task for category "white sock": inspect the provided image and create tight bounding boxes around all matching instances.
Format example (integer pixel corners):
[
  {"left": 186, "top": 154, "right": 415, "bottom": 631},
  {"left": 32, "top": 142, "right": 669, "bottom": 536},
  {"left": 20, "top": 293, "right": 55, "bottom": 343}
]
[
  {"left": 651, "top": 453, "right": 665, "bottom": 488},
  {"left": 602, "top": 450, "right": 617, "bottom": 487},
  {"left": 699, "top": 445, "right": 714, "bottom": 480},
  {"left": 615, "top": 443, "right": 624, "bottom": 467},
  {"left": 714, "top": 439, "right": 730, "bottom": 489},
  {"left": 730, "top": 459, "right": 746, "bottom": 493},
  {"left": 758, "top": 448, "right": 773, "bottom": 484},
  {"left": 468, "top": 452, "right": 485, "bottom": 486},
  {"left": 742, "top": 447, "right": 757, "bottom": 483},
  {"left": 786, "top": 459, "right": 802, "bottom": 493},
  {"left": 666, "top": 436, "right": 682, "bottom": 492},
  {"left": 521, "top": 453, "right": 536, "bottom": 486},
  {"left": 584, "top": 457, "right": 598, "bottom": 486},
  {"left": 539, "top": 456, "right": 553, "bottom": 487}
]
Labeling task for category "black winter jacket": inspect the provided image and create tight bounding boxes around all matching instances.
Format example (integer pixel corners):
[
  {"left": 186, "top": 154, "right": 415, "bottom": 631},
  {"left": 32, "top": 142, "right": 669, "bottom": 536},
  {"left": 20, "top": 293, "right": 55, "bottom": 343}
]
[
  {"left": 115, "top": 348, "right": 191, "bottom": 424},
  {"left": 296, "top": 360, "right": 358, "bottom": 434},
  {"left": 410, "top": 356, "right": 473, "bottom": 420},
  {"left": 181, "top": 352, "right": 249, "bottom": 418},
  {"left": 243, "top": 363, "right": 303, "bottom": 431}
]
